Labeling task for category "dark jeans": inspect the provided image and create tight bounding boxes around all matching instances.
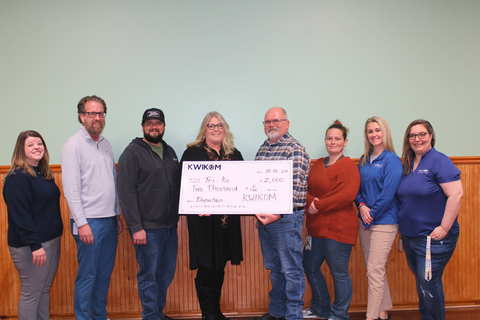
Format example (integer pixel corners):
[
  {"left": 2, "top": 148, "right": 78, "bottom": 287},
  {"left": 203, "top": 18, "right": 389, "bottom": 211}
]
[
  {"left": 402, "top": 232, "right": 459, "bottom": 320},
  {"left": 132, "top": 227, "right": 178, "bottom": 320},
  {"left": 303, "top": 237, "right": 353, "bottom": 320}
]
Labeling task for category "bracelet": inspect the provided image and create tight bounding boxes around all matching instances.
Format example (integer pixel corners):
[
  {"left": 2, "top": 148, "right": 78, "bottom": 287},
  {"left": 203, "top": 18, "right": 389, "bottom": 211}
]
[
  {"left": 357, "top": 202, "right": 365, "bottom": 209},
  {"left": 440, "top": 225, "right": 449, "bottom": 232}
]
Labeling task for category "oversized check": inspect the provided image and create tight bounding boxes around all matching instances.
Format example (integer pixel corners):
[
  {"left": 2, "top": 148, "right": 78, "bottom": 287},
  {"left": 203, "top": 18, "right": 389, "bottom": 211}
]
[{"left": 179, "top": 160, "right": 293, "bottom": 214}]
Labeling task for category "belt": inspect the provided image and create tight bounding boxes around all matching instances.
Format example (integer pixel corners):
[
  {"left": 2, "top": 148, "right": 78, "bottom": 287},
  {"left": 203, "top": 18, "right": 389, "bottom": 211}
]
[{"left": 293, "top": 206, "right": 305, "bottom": 212}]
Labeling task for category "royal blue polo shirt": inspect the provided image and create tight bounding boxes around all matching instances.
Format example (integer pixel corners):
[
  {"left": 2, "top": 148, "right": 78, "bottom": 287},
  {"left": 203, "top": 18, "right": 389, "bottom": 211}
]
[{"left": 396, "top": 148, "right": 461, "bottom": 237}]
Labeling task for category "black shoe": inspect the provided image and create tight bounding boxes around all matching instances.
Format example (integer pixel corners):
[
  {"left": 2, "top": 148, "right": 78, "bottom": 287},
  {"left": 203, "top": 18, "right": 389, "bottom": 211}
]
[
  {"left": 251, "top": 313, "right": 285, "bottom": 320},
  {"left": 162, "top": 316, "right": 174, "bottom": 320},
  {"left": 377, "top": 316, "right": 390, "bottom": 320},
  {"left": 215, "top": 310, "right": 230, "bottom": 320}
]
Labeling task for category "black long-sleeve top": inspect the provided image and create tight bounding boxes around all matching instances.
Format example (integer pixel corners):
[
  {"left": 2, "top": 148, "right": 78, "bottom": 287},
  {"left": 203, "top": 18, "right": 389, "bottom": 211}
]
[
  {"left": 3, "top": 168, "right": 63, "bottom": 251},
  {"left": 180, "top": 144, "right": 244, "bottom": 270}
]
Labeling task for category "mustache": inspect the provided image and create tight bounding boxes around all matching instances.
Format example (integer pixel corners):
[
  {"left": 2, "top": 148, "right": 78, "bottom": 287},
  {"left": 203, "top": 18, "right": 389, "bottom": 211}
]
[{"left": 267, "top": 127, "right": 279, "bottom": 133}]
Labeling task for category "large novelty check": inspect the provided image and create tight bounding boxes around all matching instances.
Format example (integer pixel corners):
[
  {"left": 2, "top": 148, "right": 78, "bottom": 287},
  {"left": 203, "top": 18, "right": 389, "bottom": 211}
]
[{"left": 179, "top": 160, "right": 293, "bottom": 214}]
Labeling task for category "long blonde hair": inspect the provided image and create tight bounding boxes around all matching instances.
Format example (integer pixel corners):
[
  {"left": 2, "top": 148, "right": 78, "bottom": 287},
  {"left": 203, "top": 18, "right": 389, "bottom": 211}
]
[
  {"left": 6, "top": 130, "right": 54, "bottom": 180},
  {"left": 359, "top": 116, "right": 396, "bottom": 166},
  {"left": 187, "top": 111, "right": 236, "bottom": 155}
]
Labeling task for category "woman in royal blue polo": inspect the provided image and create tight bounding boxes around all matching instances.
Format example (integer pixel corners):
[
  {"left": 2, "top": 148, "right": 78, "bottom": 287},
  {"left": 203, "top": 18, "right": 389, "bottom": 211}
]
[
  {"left": 396, "top": 119, "right": 463, "bottom": 320},
  {"left": 356, "top": 116, "right": 403, "bottom": 320}
]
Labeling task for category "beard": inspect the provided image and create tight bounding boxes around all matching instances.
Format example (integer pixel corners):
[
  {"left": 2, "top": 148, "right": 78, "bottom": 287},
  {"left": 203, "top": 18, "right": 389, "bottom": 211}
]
[
  {"left": 85, "top": 120, "right": 105, "bottom": 136},
  {"left": 144, "top": 130, "right": 164, "bottom": 144},
  {"left": 266, "top": 127, "right": 280, "bottom": 141}
]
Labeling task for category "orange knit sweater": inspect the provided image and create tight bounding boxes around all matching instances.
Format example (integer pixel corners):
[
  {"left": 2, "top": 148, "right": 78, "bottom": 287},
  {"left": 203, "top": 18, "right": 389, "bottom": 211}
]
[{"left": 306, "top": 157, "right": 361, "bottom": 245}]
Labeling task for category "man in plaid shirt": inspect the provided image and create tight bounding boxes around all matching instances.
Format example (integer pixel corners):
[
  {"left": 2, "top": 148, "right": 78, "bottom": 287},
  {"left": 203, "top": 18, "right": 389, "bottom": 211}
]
[{"left": 253, "top": 107, "right": 310, "bottom": 320}]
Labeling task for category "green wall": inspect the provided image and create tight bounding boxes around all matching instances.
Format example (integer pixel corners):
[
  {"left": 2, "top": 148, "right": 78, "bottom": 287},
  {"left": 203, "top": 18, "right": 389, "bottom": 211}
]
[{"left": 1, "top": 0, "right": 479, "bottom": 164}]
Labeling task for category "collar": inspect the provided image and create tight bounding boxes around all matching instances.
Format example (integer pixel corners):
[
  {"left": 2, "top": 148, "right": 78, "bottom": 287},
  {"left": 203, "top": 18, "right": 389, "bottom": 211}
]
[
  {"left": 80, "top": 125, "right": 104, "bottom": 143},
  {"left": 369, "top": 148, "right": 388, "bottom": 161},
  {"left": 202, "top": 141, "right": 223, "bottom": 158},
  {"left": 420, "top": 147, "right": 435, "bottom": 159},
  {"left": 324, "top": 154, "right": 345, "bottom": 167}
]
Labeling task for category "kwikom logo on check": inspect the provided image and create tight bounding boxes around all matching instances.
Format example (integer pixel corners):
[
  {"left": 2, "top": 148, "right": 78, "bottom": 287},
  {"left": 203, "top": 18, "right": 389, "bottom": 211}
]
[{"left": 187, "top": 163, "right": 222, "bottom": 170}]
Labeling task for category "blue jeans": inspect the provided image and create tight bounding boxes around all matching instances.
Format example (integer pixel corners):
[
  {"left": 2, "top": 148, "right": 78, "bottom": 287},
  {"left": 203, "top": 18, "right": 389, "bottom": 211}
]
[
  {"left": 71, "top": 217, "right": 117, "bottom": 320},
  {"left": 132, "top": 227, "right": 178, "bottom": 320},
  {"left": 303, "top": 237, "right": 353, "bottom": 320},
  {"left": 258, "top": 211, "right": 305, "bottom": 320},
  {"left": 402, "top": 232, "right": 459, "bottom": 320}
]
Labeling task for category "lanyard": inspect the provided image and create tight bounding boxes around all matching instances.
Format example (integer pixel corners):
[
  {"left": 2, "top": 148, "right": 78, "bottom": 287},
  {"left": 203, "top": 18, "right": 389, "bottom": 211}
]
[
  {"left": 305, "top": 235, "right": 312, "bottom": 250},
  {"left": 425, "top": 236, "right": 432, "bottom": 281}
]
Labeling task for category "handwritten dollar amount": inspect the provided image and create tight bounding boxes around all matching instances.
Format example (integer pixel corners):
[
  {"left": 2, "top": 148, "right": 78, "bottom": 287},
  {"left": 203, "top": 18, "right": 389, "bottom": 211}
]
[{"left": 262, "top": 177, "right": 284, "bottom": 183}]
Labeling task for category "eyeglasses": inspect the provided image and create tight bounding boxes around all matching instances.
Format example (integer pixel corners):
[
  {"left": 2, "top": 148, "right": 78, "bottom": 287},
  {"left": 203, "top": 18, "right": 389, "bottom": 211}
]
[
  {"left": 263, "top": 119, "right": 287, "bottom": 126},
  {"left": 409, "top": 132, "right": 428, "bottom": 140},
  {"left": 81, "top": 111, "right": 106, "bottom": 118},
  {"left": 206, "top": 124, "right": 224, "bottom": 130}
]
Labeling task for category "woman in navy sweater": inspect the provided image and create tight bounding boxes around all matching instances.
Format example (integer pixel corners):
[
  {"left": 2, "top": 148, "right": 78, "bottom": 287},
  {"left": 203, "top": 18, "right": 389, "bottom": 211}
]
[
  {"left": 356, "top": 117, "right": 403, "bottom": 320},
  {"left": 3, "top": 130, "right": 63, "bottom": 320}
]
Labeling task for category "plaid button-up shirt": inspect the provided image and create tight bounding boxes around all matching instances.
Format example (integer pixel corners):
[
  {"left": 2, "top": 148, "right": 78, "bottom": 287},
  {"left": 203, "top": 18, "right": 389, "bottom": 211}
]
[{"left": 255, "top": 132, "right": 310, "bottom": 209}]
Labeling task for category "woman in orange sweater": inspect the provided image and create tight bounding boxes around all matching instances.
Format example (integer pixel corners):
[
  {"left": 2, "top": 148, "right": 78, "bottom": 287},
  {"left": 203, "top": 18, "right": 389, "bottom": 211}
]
[{"left": 302, "top": 120, "right": 361, "bottom": 320}]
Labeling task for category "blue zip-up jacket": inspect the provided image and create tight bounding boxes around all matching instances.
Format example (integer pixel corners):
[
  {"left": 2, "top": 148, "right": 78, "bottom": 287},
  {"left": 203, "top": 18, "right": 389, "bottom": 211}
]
[{"left": 356, "top": 149, "right": 403, "bottom": 228}]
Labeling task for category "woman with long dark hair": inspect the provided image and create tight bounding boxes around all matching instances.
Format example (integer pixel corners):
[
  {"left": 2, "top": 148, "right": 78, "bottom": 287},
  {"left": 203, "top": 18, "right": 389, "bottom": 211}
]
[{"left": 397, "top": 119, "right": 463, "bottom": 320}]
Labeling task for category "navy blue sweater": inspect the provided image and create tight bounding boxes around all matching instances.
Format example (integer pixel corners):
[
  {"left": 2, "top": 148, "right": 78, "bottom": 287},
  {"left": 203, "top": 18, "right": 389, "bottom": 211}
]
[{"left": 3, "top": 168, "right": 63, "bottom": 251}]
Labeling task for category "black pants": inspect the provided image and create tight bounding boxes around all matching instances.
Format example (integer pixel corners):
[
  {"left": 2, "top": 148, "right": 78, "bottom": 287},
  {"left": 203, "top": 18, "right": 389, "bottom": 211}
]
[{"left": 195, "top": 264, "right": 227, "bottom": 319}]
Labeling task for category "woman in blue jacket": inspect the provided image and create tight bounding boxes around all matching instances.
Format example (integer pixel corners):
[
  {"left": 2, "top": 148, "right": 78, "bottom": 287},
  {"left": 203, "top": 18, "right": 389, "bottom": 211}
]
[{"left": 356, "top": 117, "right": 402, "bottom": 320}]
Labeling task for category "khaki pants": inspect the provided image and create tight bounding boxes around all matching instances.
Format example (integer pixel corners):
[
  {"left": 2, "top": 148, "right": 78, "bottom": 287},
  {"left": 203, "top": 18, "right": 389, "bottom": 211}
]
[{"left": 359, "top": 224, "right": 398, "bottom": 319}]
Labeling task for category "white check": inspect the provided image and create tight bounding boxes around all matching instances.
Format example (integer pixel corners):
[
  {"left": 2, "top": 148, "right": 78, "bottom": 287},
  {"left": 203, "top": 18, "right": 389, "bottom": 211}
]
[{"left": 179, "top": 160, "right": 293, "bottom": 214}]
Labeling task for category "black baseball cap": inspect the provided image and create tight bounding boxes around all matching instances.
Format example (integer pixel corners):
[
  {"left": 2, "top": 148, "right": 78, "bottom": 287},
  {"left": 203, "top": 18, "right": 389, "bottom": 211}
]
[{"left": 142, "top": 108, "right": 165, "bottom": 123}]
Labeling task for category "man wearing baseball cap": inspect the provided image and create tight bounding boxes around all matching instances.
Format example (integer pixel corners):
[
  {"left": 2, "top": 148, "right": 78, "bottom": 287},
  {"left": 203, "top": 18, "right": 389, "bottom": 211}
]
[{"left": 117, "top": 108, "right": 180, "bottom": 320}]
